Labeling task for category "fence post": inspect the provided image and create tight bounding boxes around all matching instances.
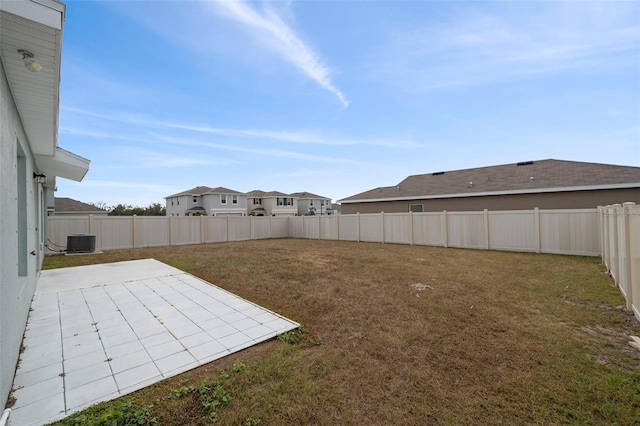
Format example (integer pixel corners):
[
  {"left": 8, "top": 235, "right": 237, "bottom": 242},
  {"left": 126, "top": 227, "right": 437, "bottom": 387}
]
[
  {"left": 269, "top": 215, "right": 272, "bottom": 239},
  {"left": 226, "top": 215, "right": 230, "bottom": 242},
  {"left": 200, "top": 215, "right": 205, "bottom": 244},
  {"left": 337, "top": 215, "right": 341, "bottom": 241},
  {"left": 318, "top": 215, "right": 321, "bottom": 240},
  {"left": 534, "top": 207, "right": 541, "bottom": 254},
  {"left": 89, "top": 214, "right": 95, "bottom": 235},
  {"left": 302, "top": 215, "right": 305, "bottom": 239},
  {"left": 622, "top": 202, "right": 635, "bottom": 310},
  {"left": 250, "top": 215, "right": 254, "bottom": 240},
  {"left": 381, "top": 212, "right": 385, "bottom": 244},
  {"left": 443, "top": 210, "right": 448, "bottom": 248},
  {"left": 611, "top": 204, "right": 622, "bottom": 285},
  {"left": 169, "top": 215, "right": 174, "bottom": 246},
  {"left": 483, "top": 209, "right": 489, "bottom": 250},
  {"left": 132, "top": 215, "right": 138, "bottom": 248},
  {"left": 409, "top": 211, "right": 414, "bottom": 246},
  {"left": 357, "top": 213, "right": 361, "bottom": 242}
]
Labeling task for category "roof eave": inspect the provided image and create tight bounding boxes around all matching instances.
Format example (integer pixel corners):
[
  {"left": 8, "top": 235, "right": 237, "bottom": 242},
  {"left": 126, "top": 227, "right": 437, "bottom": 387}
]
[
  {"left": 35, "top": 147, "right": 90, "bottom": 182},
  {"left": 338, "top": 183, "right": 640, "bottom": 204}
]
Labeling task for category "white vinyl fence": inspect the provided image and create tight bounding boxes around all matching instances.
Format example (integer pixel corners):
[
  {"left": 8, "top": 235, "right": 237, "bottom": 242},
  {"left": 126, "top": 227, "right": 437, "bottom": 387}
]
[
  {"left": 48, "top": 208, "right": 600, "bottom": 256},
  {"left": 599, "top": 203, "right": 640, "bottom": 321}
]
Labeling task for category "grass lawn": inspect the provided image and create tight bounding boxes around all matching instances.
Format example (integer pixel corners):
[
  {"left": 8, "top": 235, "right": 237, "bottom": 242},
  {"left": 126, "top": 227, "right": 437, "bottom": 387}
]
[{"left": 45, "top": 239, "right": 640, "bottom": 425}]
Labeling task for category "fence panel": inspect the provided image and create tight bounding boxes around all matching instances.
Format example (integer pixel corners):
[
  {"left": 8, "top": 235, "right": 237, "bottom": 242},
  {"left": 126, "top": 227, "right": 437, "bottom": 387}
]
[
  {"left": 359, "top": 214, "right": 383, "bottom": 243},
  {"left": 251, "top": 217, "right": 270, "bottom": 239},
  {"left": 270, "top": 216, "right": 289, "bottom": 238},
  {"left": 136, "top": 217, "right": 170, "bottom": 248},
  {"left": 228, "top": 216, "right": 250, "bottom": 241},
  {"left": 320, "top": 216, "right": 338, "bottom": 240},
  {"left": 540, "top": 209, "right": 599, "bottom": 256},
  {"left": 447, "top": 212, "right": 485, "bottom": 249},
  {"left": 288, "top": 217, "right": 304, "bottom": 238},
  {"left": 47, "top": 217, "right": 91, "bottom": 252},
  {"left": 615, "top": 206, "right": 630, "bottom": 298},
  {"left": 303, "top": 216, "right": 319, "bottom": 239},
  {"left": 95, "top": 217, "right": 133, "bottom": 250},
  {"left": 170, "top": 217, "right": 202, "bottom": 245},
  {"left": 489, "top": 211, "right": 535, "bottom": 252},
  {"left": 202, "top": 217, "right": 228, "bottom": 243},
  {"left": 337, "top": 215, "right": 358, "bottom": 241},
  {"left": 412, "top": 213, "right": 444, "bottom": 246},
  {"left": 384, "top": 213, "right": 411, "bottom": 245}
]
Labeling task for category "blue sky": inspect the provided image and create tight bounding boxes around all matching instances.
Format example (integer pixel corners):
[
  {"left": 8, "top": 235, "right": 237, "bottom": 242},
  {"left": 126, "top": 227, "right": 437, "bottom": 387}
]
[{"left": 57, "top": 0, "right": 640, "bottom": 207}]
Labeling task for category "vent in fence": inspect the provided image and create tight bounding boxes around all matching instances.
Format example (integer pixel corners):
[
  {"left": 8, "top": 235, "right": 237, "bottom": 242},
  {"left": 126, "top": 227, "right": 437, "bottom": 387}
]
[{"left": 67, "top": 234, "right": 96, "bottom": 254}]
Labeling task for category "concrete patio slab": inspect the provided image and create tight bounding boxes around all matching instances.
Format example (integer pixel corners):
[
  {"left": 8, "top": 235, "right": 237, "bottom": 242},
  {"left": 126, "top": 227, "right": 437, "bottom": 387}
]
[{"left": 8, "top": 259, "right": 299, "bottom": 426}]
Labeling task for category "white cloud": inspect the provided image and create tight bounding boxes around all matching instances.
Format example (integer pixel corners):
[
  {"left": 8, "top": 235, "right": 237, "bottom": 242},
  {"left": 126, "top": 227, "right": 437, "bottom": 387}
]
[
  {"left": 370, "top": 2, "right": 639, "bottom": 91},
  {"left": 210, "top": 0, "right": 348, "bottom": 107},
  {"left": 61, "top": 106, "right": 418, "bottom": 148}
]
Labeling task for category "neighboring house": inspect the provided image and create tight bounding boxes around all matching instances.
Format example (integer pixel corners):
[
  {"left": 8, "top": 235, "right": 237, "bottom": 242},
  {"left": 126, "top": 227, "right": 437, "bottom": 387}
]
[
  {"left": 0, "top": 0, "right": 90, "bottom": 408},
  {"left": 165, "top": 186, "right": 247, "bottom": 216},
  {"left": 247, "top": 190, "right": 298, "bottom": 216},
  {"left": 339, "top": 159, "right": 640, "bottom": 214},
  {"left": 290, "top": 191, "right": 333, "bottom": 215},
  {"left": 53, "top": 197, "right": 108, "bottom": 216},
  {"left": 331, "top": 203, "right": 342, "bottom": 215}
]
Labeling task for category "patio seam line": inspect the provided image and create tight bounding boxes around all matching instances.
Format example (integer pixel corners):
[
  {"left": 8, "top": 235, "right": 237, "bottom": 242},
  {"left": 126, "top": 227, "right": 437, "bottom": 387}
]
[
  {"left": 104, "top": 281, "right": 167, "bottom": 386},
  {"left": 84, "top": 286, "right": 118, "bottom": 398},
  {"left": 138, "top": 278, "right": 207, "bottom": 339},
  {"left": 57, "top": 292, "right": 68, "bottom": 416}
]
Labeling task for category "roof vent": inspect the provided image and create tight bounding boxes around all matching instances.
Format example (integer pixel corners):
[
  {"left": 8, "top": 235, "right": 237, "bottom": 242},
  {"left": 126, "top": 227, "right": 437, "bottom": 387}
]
[
  {"left": 432, "top": 171, "right": 445, "bottom": 176},
  {"left": 530, "top": 176, "right": 535, "bottom": 182},
  {"left": 469, "top": 181, "right": 474, "bottom": 187},
  {"left": 517, "top": 161, "right": 534, "bottom": 166}
]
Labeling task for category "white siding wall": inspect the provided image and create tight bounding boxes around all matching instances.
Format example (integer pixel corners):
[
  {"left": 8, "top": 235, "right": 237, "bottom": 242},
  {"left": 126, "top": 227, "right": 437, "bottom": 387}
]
[{"left": 1, "top": 62, "right": 42, "bottom": 406}]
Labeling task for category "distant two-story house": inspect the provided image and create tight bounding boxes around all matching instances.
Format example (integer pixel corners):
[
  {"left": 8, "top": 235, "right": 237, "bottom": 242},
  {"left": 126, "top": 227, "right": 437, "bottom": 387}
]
[
  {"left": 247, "top": 190, "right": 298, "bottom": 216},
  {"left": 290, "top": 192, "right": 333, "bottom": 215},
  {"left": 165, "top": 186, "right": 247, "bottom": 216}
]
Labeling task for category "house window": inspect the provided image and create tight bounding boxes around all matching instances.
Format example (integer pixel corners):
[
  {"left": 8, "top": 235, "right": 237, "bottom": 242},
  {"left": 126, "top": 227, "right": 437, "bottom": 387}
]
[
  {"left": 171, "top": 201, "right": 174, "bottom": 206},
  {"left": 193, "top": 196, "right": 197, "bottom": 203},
  {"left": 232, "top": 195, "right": 238, "bottom": 204},
  {"left": 177, "top": 199, "right": 180, "bottom": 205},
  {"left": 253, "top": 198, "right": 262, "bottom": 205},
  {"left": 409, "top": 204, "right": 424, "bottom": 213},
  {"left": 221, "top": 195, "right": 227, "bottom": 204},
  {"left": 277, "top": 198, "right": 292, "bottom": 206}
]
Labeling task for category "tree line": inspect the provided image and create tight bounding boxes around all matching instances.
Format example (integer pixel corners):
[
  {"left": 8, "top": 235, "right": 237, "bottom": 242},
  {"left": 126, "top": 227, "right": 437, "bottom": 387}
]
[{"left": 90, "top": 202, "right": 166, "bottom": 216}]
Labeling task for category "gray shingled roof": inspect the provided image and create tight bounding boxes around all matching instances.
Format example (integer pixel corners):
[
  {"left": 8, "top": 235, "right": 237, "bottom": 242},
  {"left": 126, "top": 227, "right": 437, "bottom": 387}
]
[
  {"left": 340, "top": 159, "right": 640, "bottom": 203},
  {"left": 290, "top": 191, "right": 330, "bottom": 199},
  {"left": 246, "top": 190, "right": 294, "bottom": 198},
  {"left": 166, "top": 186, "right": 245, "bottom": 198},
  {"left": 54, "top": 198, "right": 107, "bottom": 213}
]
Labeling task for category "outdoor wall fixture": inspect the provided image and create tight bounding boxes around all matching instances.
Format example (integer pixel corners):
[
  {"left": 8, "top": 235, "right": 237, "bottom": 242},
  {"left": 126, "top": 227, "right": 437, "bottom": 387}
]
[
  {"left": 33, "top": 172, "right": 47, "bottom": 184},
  {"left": 18, "top": 49, "right": 42, "bottom": 72}
]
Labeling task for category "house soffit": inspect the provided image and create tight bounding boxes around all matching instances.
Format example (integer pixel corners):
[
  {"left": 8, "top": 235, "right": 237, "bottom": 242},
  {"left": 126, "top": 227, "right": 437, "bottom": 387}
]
[{"left": 0, "top": 0, "right": 65, "bottom": 156}]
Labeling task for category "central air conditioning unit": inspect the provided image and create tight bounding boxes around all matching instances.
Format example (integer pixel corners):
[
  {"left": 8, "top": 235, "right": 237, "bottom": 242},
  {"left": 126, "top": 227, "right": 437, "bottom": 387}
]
[{"left": 66, "top": 234, "right": 96, "bottom": 254}]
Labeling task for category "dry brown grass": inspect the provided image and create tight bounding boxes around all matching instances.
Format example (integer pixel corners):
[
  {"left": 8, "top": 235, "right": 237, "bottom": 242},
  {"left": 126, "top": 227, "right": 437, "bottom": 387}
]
[{"left": 46, "top": 239, "right": 640, "bottom": 425}]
